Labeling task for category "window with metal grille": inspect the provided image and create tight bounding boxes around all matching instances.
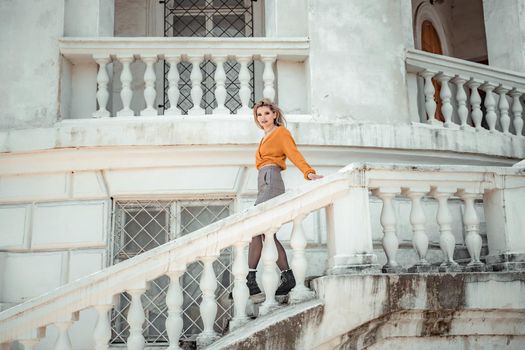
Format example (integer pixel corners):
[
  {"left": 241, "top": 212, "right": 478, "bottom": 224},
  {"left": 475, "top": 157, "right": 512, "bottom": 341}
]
[
  {"left": 110, "top": 199, "right": 233, "bottom": 343},
  {"left": 162, "top": 0, "right": 255, "bottom": 114}
]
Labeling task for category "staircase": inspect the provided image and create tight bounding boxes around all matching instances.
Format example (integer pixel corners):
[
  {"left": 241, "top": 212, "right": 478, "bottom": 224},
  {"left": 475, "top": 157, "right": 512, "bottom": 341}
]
[{"left": 1, "top": 163, "right": 524, "bottom": 349}]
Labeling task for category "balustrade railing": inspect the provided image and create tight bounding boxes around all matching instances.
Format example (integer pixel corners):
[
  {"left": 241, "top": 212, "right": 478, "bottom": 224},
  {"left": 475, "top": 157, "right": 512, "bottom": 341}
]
[
  {"left": 1, "top": 163, "right": 524, "bottom": 349},
  {"left": 406, "top": 49, "right": 525, "bottom": 136},
  {"left": 59, "top": 37, "right": 309, "bottom": 118}
]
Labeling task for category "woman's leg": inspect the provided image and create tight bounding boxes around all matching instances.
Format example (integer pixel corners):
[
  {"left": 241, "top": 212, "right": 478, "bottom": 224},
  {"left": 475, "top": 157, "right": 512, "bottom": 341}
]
[{"left": 248, "top": 233, "right": 290, "bottom": 271}]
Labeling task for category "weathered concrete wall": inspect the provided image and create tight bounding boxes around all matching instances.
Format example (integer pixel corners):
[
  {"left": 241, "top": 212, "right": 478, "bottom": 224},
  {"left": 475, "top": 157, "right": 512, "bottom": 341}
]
[
  {"left": 0, "top": 0, "right": 65, "bottom": 130},
  {"left": 211, "top": 273, "right": 525, "bottom": 349},
  {"left": 307, "top": 0, "right": 411, "bottom": 123}
]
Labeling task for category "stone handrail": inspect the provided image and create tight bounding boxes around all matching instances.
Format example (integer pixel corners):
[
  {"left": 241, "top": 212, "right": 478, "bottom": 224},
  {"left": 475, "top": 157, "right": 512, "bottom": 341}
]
[
  {"left": 1, "top": 163, "right": 524, "bottom": 348},
  {"left": 406, "top": 49, "right": 525, "bottom": 136},
  {"left": 59, "top": 37, "right": 309, "bottom": 118}
]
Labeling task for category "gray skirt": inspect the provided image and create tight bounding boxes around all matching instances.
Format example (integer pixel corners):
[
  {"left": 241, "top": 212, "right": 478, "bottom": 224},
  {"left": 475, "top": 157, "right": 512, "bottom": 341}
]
[{"left": 254, "top": 165, "right": 285, "bottom": 205}]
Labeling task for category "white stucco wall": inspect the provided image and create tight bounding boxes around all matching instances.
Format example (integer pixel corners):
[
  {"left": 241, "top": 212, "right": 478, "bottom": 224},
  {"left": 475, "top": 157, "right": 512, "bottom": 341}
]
[
  {"left": 0, "top": 0, "right": 65, "bottom": 130},
  {"left": 307, "top": 0, "right": 411, "bottom": 123}
]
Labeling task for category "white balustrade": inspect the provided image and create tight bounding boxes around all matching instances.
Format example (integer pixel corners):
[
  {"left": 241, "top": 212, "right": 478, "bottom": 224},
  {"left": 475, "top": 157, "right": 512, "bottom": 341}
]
[
  {"left": 54, "top": 313, "right": 78, "bottom": 350},
  {"left": 188, "top": 55, "right": 205, "bottom": 115},
  {"left": 404, "top": 188, "right": 430, "bottom": 270},
  {"left": 197, "top": 256, "right": 219, "bottom": 347},
  {"left": 236, "top": 55, "right": 252, "bottom": 115},
  {"left": 230, "top": 241, "right": 249, "bottom": 330},
  {"left": 259, "top": 227, "right": 280, "bottom": 315},
  {"left": 116, "top": 55, "right": 134, "bottom": 117},
  {"left": 373, "top": 188, "right": 401, "bottom": 272},
  {"left": 212, "top": 55, "right": 229, "bottom": 115},
  {"left": 289, "top": 214, "right": 315, "bottom": 303},
  {"left": 407, "top": 49, "right": 525, "bottom": 136},
  {"left": 93, "top": 303, "right": 113, "bottom": 350},
  {"left": 454, "top": 77, "right": 469, "bottom": 129},
  {"left": 140, "top": 54, "right": 158, "bottom": 116},
  {"left": 93, "top": 55, "right": 110, "bottom": 118},
  {"left": 126, "top": 286, "right": 147, "bottom": 350},
  {"left": 165, "top": 269, "right": 184, "bottom": 350},
  {"left": 437, "top": 73, "right": 453, "bottom": 127},
  {"left": 458, "top": 191, "right": 484, "bottom": 270},
  {"left": 261, "top": 55, "right": 277, "bottom": 102},
  {"left": 432, "top": 189, "right": 460, "bottom": 271},
  {"left": 165, "top": 55, "right": 182, "bottom": 116},
  {"left": 17, "top": 328, "right": 45, "bottom": 350}
]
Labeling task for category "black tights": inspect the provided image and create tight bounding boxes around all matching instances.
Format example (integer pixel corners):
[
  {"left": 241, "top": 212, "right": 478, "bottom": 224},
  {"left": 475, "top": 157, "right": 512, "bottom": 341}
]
[{"left": 248, "top": 234, "right": 290, "bottom": 271}]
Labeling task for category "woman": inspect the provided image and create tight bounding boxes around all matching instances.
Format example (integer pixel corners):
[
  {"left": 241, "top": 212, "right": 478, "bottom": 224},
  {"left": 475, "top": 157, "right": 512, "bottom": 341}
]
[{"left": 248, "top": 99, "right": 322, "bottom": 296}]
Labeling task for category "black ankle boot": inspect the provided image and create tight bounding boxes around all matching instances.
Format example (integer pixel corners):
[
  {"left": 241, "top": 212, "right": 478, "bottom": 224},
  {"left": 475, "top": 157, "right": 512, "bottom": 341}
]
[
  {"left": 275, "top": 269, "right": 296, "bottom": 296},
  {"left": 246, "top": 271, "right": 262, "bottom": 296}
]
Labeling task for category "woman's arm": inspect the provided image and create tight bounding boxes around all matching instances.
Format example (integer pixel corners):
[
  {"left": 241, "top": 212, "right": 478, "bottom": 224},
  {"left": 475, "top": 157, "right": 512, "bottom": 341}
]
[{"left": 280, "top": 128, "right": 317, "bottom": 180}]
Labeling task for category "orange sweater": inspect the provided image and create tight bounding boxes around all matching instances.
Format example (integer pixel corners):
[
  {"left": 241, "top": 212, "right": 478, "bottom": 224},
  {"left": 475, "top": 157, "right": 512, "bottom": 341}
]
[{"left": 255, "top": 126, "right": 315, "bottom": 180}]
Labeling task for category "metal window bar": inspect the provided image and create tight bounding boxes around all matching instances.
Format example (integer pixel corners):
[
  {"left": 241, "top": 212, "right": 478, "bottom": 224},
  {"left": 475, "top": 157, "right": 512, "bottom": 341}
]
[
  {"left": 110, "top": 199, "right": 233, "bottom": 344},
  {"left": 162, "top": 0, "right": 255, "bottom": 114}
]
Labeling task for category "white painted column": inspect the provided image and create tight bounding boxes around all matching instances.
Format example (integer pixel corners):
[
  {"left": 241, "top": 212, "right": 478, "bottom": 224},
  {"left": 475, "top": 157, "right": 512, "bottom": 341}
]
[
  {"left": 326, "top": 187, "right": 378, "bottom": 274},
  {"left": 458, "top": 191, "right": 485, "bottom": 271},
  {"left": 469, "top": 80, "right": 483, "bottom": 130},
  {"left": 496, "top": 86, "right": 511, "bottom": 134},
  {"left": 116, "top": 55, "right": 134, "bottom": 117},
  {"left": 54, "top": 312, "right": 79, "bottom": 350},
  {"left": 196, "top": 256, "right": 219, "bottom": 347},
  {"left": 140, "top": 55, "right": 158, "bottom": 116},
  {"left": 510, "top": 89, "right": 524, "bottom": 136},
  {"left": 126, "top": 285, "right": 147, "bottom": 350},
  {"left": 236, "top": 55, "right": 253, "bottom": 115},
  {"left": 373, "top": 188, "right": 402, "bottom": 272},
  {"left": 230, "top": 241, "right": 249, "bottom": 330},
  {"left": 405, "top": 187, "right": 431, "bottom": 271},
  {"left": 432, "top": 188, "right": 460, "bottom": 271},
  {"left": 212, "top": 55, "right": 229, "bottom": 115},
  {"left": 94, "top": 303, "right": 113, "bottom": 350},
  {"left": 259, "top": 227, "right": 280, "bottom": 315},
  {"left": 92, "top": 55, "right": 111, "bottom": 118},
  {"left": 188, "top": 55, "right": 205, "bottom": 115},
  {"left": 437, "top": 73, "right": 454, "bottom": 128},
  {"left": 165, "top": 55, "right": 182, "bottom": 116},
  {"left": 261, "top": 55, "right": 277, "bottom": 102},
  {"left": 454, "top": 77, "right": 469, "bottom": 129},
  {"left": 165, "top": 269, "right": 184, "bottom": 350},
  {"left": 482, "top": 83, "right": 497, "bottom": 132},
  {"left": 289, "top": 214, "right": 315, "bottom": 303}
]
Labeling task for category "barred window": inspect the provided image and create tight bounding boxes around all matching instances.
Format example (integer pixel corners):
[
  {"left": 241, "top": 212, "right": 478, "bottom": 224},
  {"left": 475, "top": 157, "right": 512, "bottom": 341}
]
[{"left": 110, "top": 199, "right": 233, "bottom": 343}]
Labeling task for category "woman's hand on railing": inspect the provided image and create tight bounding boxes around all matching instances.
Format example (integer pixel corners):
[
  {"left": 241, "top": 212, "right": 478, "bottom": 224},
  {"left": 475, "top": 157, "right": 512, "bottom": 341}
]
[{"left": 308, "top": 173, "right": 323, "bottom": 180}]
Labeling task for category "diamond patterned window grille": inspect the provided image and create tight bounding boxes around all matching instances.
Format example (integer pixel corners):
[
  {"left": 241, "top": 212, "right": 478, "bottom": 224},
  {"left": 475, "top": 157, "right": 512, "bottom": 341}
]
[
  {"left": 110, "top": 199, "right": 233, "bottom": 344},
  {"left": 162, "top": 0, "right": 255, "bottom": 114}
]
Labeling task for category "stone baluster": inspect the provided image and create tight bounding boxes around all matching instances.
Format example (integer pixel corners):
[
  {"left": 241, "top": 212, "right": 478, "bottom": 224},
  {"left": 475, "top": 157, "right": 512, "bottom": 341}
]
[
  {"left": 510, "top": 89, "right": 524, "bottom": 136},
  {"left": 126, "top": 283, "right": 147, "bottom": 350},
  {"left": 404, "top": 187, "right": 432, "bottom": 272},
  {"left": 212, "top": 55, "right": 229, "bottom": 115},
  {"left": 437, "top": 73, "right": 453, "bottom": 127},
  {"left": 166, "top": 269, "right": 184, "bottom": 350},
  {"left": 259, "top": 227, "right": 280, "bottom": 315},
  {"left": 165, "top": 55, "right": 182, "bottom": 116},
  {"left": 458, "top": 191, "right": 485, "bottom": 271},
  {"left": 188, "top": 55, "right": 204, "bottom": 115},
  {"left": 230, "top": 241, "right": 250, "bottom": 330},
  {"left": 54, "top": 312, "right": 79, "bottom": 350},
  {"left": 18, "top": 328, "right": 45, "bottom": 350},
  {"left": 420, "top": 70, "right": 438, "bottom": 124},
  {"left": 261, "top": 55, "right": 277, "bottom": 102},
  {"left": 482, "top": 83, "right": 497, "bottom": 132},
  {"left": 92, "top": 55, "right": 111, "bottom": 118},
  {"left": 468, "top": 80, "right": 483, "bottom": 130},
  {"left": 373, "top": 188, "right": 402, "bottom": 272},
  {"left": 196, "top": 255, "right": 219, "bottom": 347},
  {"left": 236, "top": 55, "right": 252, "bottom": 115},
  {"left": 116, "top": 55, "right": 134, "bottom": 117},
  {"left": 432, "top": 188, "right": 461, "bottom": 272},
  {"left": 93, "top": 299, "right": 114, "bottom": 350},
  {"left": 496, "top": 86, "right": 511, "bottom": 134},
  {"left": 454, "top": 76, "right": 469, "bottom": 129},
  {"left": 140, "top": 55, "right": 158, "bottom": 116},
  {"left": 289, "top": 214, "right": 315, "bottom": 303}
]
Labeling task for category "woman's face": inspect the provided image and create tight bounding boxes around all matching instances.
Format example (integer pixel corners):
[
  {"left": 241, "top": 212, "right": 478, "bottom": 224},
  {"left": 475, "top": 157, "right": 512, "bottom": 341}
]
[{"left": 256, "top": 106, "right": 277, "bottom": 131}]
